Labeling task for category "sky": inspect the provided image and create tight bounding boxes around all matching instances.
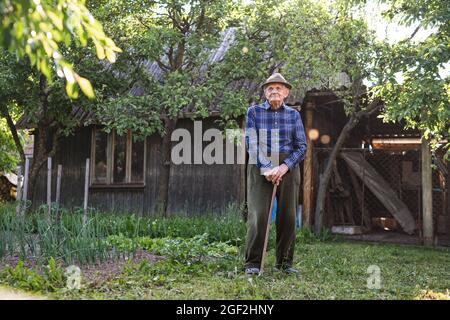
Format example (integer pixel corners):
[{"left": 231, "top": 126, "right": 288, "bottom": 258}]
[
  {"left": 241, "top": 0, "right": 449, "bottom": 79},
  {"left": 361, "top": 0, "right": 449, "bottom": 79},
  {"left": 361, "top": 1, "right": 433, "bottom": 44}
]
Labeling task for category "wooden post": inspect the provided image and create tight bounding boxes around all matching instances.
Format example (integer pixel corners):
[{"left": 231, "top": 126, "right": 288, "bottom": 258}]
[
  {"left": 302, "top": 102, "right": 315, "bottom": 228},
  {"left": 22, "top": 157, "right": 30, "bottom": 211},
  {"left": 55, "top": 164, "right": 62, "bottom": 220},
  {"left": 16, "top": 165, "right": 23, "bottom": 216},
  {"left": 421, "top": 137, "right": 433, "bottom": 246},
  {"left": 83, "top": 158, "right": 90, "bottom": 224},
  {"left": 47, "top": 157, "right": 52, "bottom": 215}
]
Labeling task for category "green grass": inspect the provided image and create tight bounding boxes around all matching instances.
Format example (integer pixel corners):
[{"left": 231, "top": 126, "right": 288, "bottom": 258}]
[
  {"left": 0, "top": 202, "right": 449, "bottom": 300},
  {"left": 52, "top": 240, "right": 449, "bottom": 300}
]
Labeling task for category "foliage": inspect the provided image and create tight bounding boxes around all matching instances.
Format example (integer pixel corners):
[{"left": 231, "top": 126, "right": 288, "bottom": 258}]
[
  {"left": 106, "top": 233, "right": 239, "bottom": 265},
  {"left": 0, "top": 50, "right": 30, "bottom": 172},
  {"left": 296, "top": 227, "right": 336, "bottom": 243},
  {"left": 0, "top": 0, "right": 121, "bottom": 98},
  {"left": 5, "top": 241, "right": 447, "bottom": 300},
  {"left": 342, "top": 0, "right": 450, "bottom": 155},
  {"left": 82, "top": 0, "right": 384, "bottom": 140},
  {"left": 1, "top": 203, "right": 449, "bottom": 299},
  {"left": 0, "top": 258, "right": 66, "bottom": 293},
  {"left": 0, "top": 119, "right": 20, "bottom": 172},
  {"left": 0, "top": 202, "right": 245, "bottom": 264},
  {"left": 0, "top": 203, "right": 112, "bottom": 265},
  {"left": 88, "top": 0, "right": 247, "bottom": 136}
]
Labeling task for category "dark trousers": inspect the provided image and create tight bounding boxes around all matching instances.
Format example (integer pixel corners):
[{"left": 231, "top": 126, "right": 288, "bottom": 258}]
[{"left": 245, "top": 154, "right": 300, "bottom": 269}]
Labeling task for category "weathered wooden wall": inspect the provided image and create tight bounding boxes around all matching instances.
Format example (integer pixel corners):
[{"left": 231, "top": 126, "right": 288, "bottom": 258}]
[
  {"left": 31, "top": 117, "right": 245, "bottom": 216},
  {"left": 166, "top": 118, "right": 245, "bottom": 215},
  {"left": 33, "top": 126, "right": 90, "bottom": 210}
]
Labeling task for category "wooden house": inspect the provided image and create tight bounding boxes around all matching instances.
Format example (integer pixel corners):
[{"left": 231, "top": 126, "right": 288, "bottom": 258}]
[
  {"left": 14, "top": 28, "right": 448, "bottom": 240},
  {"left": 16, "top": 90, "right": 448, "bottom": 238}
]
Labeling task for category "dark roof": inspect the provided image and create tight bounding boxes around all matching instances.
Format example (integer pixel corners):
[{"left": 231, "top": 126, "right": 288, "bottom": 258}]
[{"left": 16, "top": 106, "right": 95, "bottom": 129}]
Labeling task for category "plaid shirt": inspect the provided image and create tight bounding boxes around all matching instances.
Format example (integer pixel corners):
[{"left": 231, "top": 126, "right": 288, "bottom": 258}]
[{"left": 245, "top": 100, "right": 307, "bottom": 173}]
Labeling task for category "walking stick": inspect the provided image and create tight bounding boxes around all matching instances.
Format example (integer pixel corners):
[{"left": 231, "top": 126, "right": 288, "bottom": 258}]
[{"left": 259, "top": 183, "right": 277, "bottom": 276}]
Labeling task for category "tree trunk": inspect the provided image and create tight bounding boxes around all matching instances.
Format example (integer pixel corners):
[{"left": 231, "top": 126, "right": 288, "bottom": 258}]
[
  {"left": 27, "top": 129, "right": 47, "bottom": 209},
  {"left": 26, "top": 74, "right": 54, "bottom": 209},
  {"left": 1, "top": 106, "right": 25, "bottom": 164},
  {"left": 314, "top": 98, "right": 382, "bottom": 234},
  {"left": 157, "top": 117, "right": 178, "bottom": 216}
]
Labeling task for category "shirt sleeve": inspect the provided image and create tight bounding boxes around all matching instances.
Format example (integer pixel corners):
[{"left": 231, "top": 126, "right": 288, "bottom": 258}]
[
  {"left": 283, "top": 111, "right": 307, "bottom": 170},
  {"left": 245, "top": 106, "right": 272, "bottom": 173}
]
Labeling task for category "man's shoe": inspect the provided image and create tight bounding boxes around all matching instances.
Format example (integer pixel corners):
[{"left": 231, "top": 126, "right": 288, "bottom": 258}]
[
  {"left": 245, "top": 267, "right": 260, "bottom": 276},
  {"left": 284, "top": 267, "right": 299, "bottom": 274},
  {"left": 274, "top": 266, "right": 299, "bottom": 275}
]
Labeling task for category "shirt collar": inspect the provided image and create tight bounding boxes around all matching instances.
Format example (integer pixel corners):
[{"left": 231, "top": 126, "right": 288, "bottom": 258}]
[{"left": 261, "top": 100, "right": 286, "bottom": 110}]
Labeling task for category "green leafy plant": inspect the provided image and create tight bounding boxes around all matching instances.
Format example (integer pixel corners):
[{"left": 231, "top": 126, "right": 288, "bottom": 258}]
[
  {"left": 0, "top": 0, "right": 121, "bottom": 98},
  {"left": 106, "top": 233, "right": 239, "bottom": 265},
  {"left": 0, "top": 258, "right": 66, "bottom": 293}
]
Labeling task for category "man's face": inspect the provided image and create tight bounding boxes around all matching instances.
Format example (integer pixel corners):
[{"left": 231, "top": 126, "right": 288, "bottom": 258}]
[{"left": 264, "top": 83, "right": 289, "bottom": 108}]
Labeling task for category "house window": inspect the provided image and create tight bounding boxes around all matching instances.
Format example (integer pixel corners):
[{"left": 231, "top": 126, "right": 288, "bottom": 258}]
[{"left": 91, "top": 127, "right": 146, "bottom": 186}]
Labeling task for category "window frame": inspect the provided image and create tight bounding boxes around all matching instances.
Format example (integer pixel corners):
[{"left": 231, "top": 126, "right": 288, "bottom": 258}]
[{"left": 90, "top": 127, "right": 146, "bottom": 188}]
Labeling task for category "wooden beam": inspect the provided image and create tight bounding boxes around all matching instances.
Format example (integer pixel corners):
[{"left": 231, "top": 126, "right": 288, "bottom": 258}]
[
  {"left": 90, "top": 127, "right": 96, "bottom": 185},
  {"left": 55, "top": 164, "right": 62, "bottom": 220},
  {"left": 83, "top": 158, "right": 90, "bottom": 224},
  {"left": 126, "top": 130, "right": 132, "bottom": 183},
  {"left": 302, "top": 102, "right": 315, "bottom": 228},
  {"left": 107, "top": 131, "right": 113, "bottom": 184},
  {"left": 341, "top": 152, "right": 416, "bottom": 234},
  {"left": 421, "top": 137, "right": 433, "bottom": 246},
  {"left": 15, "top": 165, "right": 22, "bottom": 216},
  {"left": 22, "top": 157, "right": 30, "bottom": 210}
]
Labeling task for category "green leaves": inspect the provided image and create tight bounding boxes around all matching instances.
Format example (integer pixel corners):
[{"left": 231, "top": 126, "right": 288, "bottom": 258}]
[
  {"left": 75, "top": 74, "right": 94, "bottom": 99},
  {"left": 106, "top": 233, "right": 239, "bottom": 266},
  {"left": 0, "top": 0, "right": 122, "bottom": 99},
  {"left": 0, "top": 119, "right": 20, "bottom": 172},
  {"left": 348, "top": 0, "right": 450, "bottom": 156}
]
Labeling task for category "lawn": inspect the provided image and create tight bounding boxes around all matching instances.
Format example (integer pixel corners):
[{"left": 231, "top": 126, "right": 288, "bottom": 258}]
[
  {"left": 57, "top": 241, "right": 449, "bottom": 300},
  {"left": 0, "top": 203, "right": 449, "bottom": 300}
]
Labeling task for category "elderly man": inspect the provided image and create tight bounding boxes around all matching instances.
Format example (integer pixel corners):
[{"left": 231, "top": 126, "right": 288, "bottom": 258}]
[{"left": 244, "top": 73, "right": 307, "bottom": 275}]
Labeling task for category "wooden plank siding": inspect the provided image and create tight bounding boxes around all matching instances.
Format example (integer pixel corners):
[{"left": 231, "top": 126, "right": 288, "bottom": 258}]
[
  {"left": 31, "top": 117, "right": 246, "bottom": 216},
  {"left": 32, "top": 126, "right": 90, "bottom": 210},
  {"left": 166, "top": 117, "right": 245, "bottom": 216}
]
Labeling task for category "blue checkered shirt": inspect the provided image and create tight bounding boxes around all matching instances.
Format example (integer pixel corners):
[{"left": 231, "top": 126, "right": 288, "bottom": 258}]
[{"left": 245, "top": 100, "right": 307, "bottom": 173}]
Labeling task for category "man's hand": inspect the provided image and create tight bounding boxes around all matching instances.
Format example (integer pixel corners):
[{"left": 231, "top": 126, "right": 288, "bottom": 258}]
[{"left": 263, "top": 164, "right": 289, "bottom": 185}]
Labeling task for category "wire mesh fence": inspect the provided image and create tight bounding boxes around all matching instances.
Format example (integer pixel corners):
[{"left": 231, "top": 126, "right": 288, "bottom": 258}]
[{"left": 314, "top": 147, "right": 448, "bottom": 235}]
